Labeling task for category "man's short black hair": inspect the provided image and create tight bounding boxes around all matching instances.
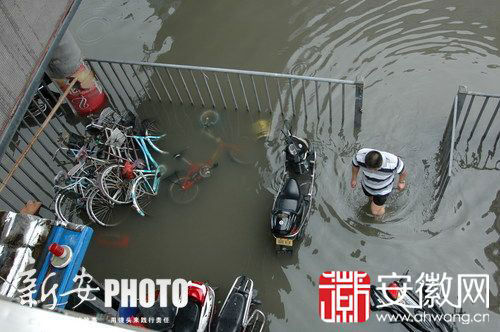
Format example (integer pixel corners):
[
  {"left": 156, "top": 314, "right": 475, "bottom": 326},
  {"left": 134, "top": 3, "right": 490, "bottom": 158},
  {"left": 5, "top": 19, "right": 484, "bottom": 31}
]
[{"left": 365, "top": 150, "right": 383, "bottom": 169}]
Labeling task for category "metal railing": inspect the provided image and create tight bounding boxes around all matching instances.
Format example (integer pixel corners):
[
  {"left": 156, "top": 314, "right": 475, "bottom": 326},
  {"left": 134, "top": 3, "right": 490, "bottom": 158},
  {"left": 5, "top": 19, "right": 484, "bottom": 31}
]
[
  {"left": 85, "top": 59, "right": 364, "bottom": 135},
  {"left": 434, "top": 85, "right": 499, "bottom": 204},
  {"left": 0, "top": 77, "right": 85, "bottom": 218},
  {"left": 0, "top": 60, "right": 363, "bottom": 217}
]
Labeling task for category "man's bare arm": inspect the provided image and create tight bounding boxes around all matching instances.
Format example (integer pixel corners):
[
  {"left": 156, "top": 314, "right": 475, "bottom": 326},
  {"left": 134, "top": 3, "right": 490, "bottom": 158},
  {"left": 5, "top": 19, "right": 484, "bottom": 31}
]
[
  {"left": 351, "top": 165, "right": 360, "bottom": 188},
  {"left": 397, "top": 169, "right": 408, "bottom": 190}
]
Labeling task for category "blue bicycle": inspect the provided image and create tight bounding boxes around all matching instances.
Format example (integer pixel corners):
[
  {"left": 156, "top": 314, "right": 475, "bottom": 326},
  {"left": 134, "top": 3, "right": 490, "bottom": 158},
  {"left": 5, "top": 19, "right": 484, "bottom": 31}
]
[{"left": 99, "top": 132, "right": 167, "bottom": 216}]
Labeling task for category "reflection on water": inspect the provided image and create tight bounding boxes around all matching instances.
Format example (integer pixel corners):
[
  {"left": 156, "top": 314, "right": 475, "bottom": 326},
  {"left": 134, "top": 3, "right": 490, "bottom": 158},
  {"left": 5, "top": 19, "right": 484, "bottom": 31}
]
[
  {"left": 70, "top": 0, "right": 180, "bottom": 61},
  {"left": 73, "top": 0, "right": 500, "bottom": 331}
]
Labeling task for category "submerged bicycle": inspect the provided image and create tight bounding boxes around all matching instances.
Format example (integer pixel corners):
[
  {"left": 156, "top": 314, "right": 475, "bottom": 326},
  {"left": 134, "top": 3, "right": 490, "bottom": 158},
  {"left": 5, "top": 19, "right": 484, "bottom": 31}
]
[{"left": 169, "top": 130, "right": 251, "bottom": 204}]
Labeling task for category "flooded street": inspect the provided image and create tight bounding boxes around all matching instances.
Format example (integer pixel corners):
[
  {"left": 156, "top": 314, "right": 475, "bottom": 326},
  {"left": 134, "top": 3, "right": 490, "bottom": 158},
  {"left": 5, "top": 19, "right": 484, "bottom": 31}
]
[{"left": 70, "top": 1, "right": 499, "bottom": 331}]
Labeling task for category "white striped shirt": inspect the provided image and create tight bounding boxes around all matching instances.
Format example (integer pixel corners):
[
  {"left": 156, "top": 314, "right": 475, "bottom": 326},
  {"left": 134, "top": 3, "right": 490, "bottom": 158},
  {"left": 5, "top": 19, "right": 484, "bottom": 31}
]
[{"left": 352, "top": 148, "right": 405, "bottom": 196}]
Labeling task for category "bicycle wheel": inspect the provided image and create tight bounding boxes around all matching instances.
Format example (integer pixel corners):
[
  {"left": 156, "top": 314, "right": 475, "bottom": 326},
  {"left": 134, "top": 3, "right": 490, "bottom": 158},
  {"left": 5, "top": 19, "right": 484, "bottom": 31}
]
[
  {"left": 142, "top": 119, "right": 161, "bottom": 136},
  {"left": 54, "top": 192, "right": 93, "bottom": 226},
  {"left": 227, "top": 138, "right": 252, "bottom": 165},
  {"left": 169, "top": 177, "right": 199, "bottom": 204},
  {"left": 142, "top": 119, "right": 168, "bottom": 154},
  {"left": 74, "top": 163, "right": 100, "bottom": 190},
  {"left": 131, "top": 174, "right": 158, "bottom": 216},
  {"left": 199, "top": 110, "right": 219, "bottom": 128},
  {"left": 86, "top": 188, "right": 121, "bottom": 227},
  {"left": 99, "top": 164, "right": 133, "bottom": 204},
  {"left": 146, "top": 137, "right": 168, "bottom": 154}
]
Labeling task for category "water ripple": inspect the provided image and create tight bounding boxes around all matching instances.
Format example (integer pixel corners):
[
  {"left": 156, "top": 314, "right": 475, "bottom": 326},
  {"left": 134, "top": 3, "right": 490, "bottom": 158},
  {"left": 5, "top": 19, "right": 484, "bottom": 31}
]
[{"left": 280, "top": 0, "right": 500, "bottom": 243}]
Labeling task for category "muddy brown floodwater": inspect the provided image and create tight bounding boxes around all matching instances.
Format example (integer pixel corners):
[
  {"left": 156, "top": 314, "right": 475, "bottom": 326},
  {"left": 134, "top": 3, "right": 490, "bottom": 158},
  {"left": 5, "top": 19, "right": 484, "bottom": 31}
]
[{"left": 70, "top": 0, "right": 499, "bottom": 331}]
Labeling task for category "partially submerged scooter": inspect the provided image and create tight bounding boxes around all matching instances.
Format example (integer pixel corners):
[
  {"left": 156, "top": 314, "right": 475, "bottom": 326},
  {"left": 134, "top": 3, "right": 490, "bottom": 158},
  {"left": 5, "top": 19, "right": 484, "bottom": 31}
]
[
  {"left": 174, "top": 281, "right": 216, "bottom": 332},
  {"left": 370, "top": 279, "right": 455, "bottom": 332},
  {"left": 125, "top": 280, "right": 215, "bottom": 332},
  {"left": 271, "top": 130, "right": 316, "bottom": 253},
  {"left": 214, "top": 276, "right": 265, "bottom": 332}
]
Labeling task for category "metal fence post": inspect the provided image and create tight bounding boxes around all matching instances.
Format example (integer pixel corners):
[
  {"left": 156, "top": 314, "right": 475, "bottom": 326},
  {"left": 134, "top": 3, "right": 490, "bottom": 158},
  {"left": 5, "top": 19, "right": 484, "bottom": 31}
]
[
  {"left": 276, "top": 79, "right": 284, "bottom": 115},
  {"left": 264, "top": 77, "right": 272, "bottom": 113},
  {"left": 202, "top": 71, "right": 216, "bottom": 108},
  {"left": 164, "top": 68, "right": 182, "bottom": 103},
  {"left": 190, "top": 70, "right": 205, "bottom": 106},
  {"left": 214, "top": 73, "right": 227, "bottom": 110},
  {"left": 251, "top": 75, "right": 261, "bottom": 112},
  {"left": 468, "top": 97, "right": 490, "bottom": 142},
  {"left": 456, "top": 95, "right": 475, "bottom": 148},
  {"left": 178, "top": 69, "right": 193, "bottom": 105},
  {"left": 131, "top": 65, "right": 152, "bottom": 101},
  {"left": 354, "top": 78, "right": 364, "bottom": 136},
  {"left": 87, "top": 61, "right": 119, "bottom": 111},
  {"left": 449, "top": 96, "right": 458, "bottom": 177},
  {"left": 288, "top": 78, "right": 295, "bottom": 116},
  {"left": 238, "top": 74, "right": 249, "bottom": 111},
  {"left": 227, "top": 73, "right": 238, "bottom": 110},
  {"left": 341, "top": 84, "right": 345, "bottom": 128},
  {"left": 119, "top": 63, "right": 141, "bottom": 102},
  {"left": 99, "top": 62, "right": 128, "bottom": 110},
  {"left": 301, "top": 80, "right": 307, "bottom": 114},
  {"left": 142, "top": 65, "right": 162, "bottom": 102},
  {"left": 154, "top": 67, "right": 172, "bottom": 103},
  {"left": 109, "top": 63, "right": 135, "bottom": 107},
  {"left": 456, "top": 85, "right": 468, "bottom": 120},
  {"left": 480, "top": 100, "right": 499, "bottom": 143}
]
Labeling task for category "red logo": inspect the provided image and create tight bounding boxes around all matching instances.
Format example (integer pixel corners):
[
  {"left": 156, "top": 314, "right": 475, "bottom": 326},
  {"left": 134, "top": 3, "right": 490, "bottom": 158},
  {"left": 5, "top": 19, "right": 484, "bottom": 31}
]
[{"left": 319, "top": 271, "right": 371, "bottom": 323}]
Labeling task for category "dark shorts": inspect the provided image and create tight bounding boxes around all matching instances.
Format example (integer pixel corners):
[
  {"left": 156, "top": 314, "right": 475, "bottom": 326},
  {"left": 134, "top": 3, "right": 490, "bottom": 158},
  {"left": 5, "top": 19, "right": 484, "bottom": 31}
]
[{"left": 362, "top": 185, "right": 389, "bottom": 206}]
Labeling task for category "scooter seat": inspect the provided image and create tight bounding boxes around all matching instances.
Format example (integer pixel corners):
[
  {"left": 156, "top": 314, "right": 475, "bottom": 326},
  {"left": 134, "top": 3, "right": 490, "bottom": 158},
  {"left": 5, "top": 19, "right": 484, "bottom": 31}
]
[
  {"left": 139, "top": 302, "right": 176, "bottom": 330},
  {"left": 275, "top": 178, "right": 301, "bottom": 212},
  {"left": 277, "top": 198, "right": 299, "bottom": 211},
  {"left": 282, "top": 178, "right": 300, "bottom": 199},
  {"left": 215, "top": 292, "right": 246, "bottom": 332},
  {"left": 174, "top": 299, "right": 201, "bottom": 332}
]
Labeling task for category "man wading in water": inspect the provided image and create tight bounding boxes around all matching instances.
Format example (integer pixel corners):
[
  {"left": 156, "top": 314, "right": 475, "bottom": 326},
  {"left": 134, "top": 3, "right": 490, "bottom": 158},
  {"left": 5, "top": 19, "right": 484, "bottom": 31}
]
[{"left": 350, "top": 149, "right": 407, "bottom": 216}]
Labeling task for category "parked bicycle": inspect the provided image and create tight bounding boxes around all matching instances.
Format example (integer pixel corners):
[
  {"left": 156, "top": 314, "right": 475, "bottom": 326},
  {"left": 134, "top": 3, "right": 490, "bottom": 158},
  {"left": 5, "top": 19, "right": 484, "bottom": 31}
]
[
  {"left": 99, "top": 132, "right": 167, "bottom": 216},
  {"left": 52, "top": 108, "right": 168, "bottom": 224},
  {"left": 53, "top": 161, "right": 119, "bottom": 227}
]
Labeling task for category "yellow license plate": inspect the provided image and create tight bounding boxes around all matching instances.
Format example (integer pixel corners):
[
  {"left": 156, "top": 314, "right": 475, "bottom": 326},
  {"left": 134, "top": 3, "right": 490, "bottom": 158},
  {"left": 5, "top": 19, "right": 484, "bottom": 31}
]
[{"left": 276, "top": 238, "right": 293, "bottom": 246}]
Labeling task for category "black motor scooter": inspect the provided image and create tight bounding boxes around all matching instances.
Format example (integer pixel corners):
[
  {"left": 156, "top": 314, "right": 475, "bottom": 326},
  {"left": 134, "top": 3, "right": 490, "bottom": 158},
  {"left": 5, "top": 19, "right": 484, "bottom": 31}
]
[
  {"left": 270, "top": 130, "right": 316, "bottom": 253},
  {"left": 214, "top": 276, "right": 265, "bottom": 332}
]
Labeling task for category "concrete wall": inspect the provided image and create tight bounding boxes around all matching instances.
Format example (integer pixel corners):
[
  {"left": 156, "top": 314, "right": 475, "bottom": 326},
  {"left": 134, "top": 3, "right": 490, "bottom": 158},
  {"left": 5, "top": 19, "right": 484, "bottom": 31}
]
[{"left": 0, "top": 0, "right": 75, "bottom": 136}]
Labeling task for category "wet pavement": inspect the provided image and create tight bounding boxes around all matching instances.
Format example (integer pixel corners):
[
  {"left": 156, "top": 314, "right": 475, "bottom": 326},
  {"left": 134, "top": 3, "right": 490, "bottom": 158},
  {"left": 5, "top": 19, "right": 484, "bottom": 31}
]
[{"left": 70, "top": 0, "right": 499, "bottom": 331}]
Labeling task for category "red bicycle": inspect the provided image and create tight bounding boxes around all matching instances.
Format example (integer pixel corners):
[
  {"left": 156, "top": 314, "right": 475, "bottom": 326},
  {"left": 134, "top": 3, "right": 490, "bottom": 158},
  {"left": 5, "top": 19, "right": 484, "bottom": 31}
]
[{"left": 169, "top": 132, "right": 250, "bottom": 204}]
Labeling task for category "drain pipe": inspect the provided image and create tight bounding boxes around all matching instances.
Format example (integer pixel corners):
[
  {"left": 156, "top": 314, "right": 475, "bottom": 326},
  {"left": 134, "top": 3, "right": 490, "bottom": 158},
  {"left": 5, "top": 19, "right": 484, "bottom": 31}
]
[{"left": 46, "top": 31, "right": 108, "bottom": 117}]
